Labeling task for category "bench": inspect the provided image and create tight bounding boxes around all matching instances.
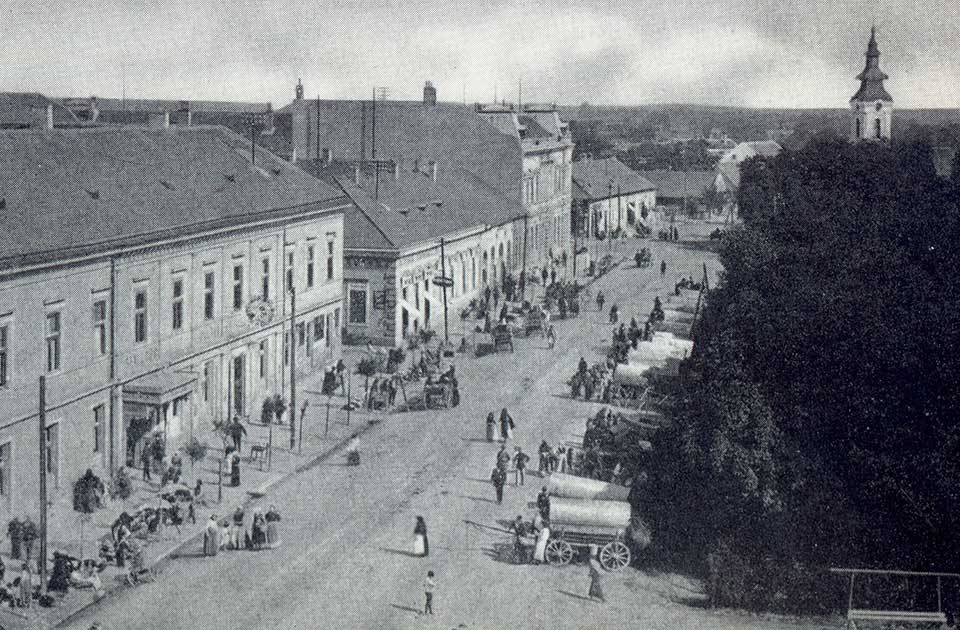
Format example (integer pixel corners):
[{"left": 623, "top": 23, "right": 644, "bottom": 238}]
[
  {"left": 249, "top": 444, "right": 266, "bottom": 470},
  {"left": 847, "top": 609, "right": 946, "bottom": 628}
]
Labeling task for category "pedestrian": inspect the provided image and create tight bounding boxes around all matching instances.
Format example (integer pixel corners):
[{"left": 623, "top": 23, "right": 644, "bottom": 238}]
[
  {"left": 493, "top": 286, "right": 500, "bottom": 306},
  {"left": 18, "top": 562, "right": 32, "bottom": 608},
  {"left": 609, "top": 304, "right": 618, "bottom": 325},
  {"left": 486, "top": 413, "right": 497, "bottom": 442},
  {"left": 533, "top": 518, "right": 550, "bottom": 565},
  {"left": 251, "top": 509, "right": 267, "bottom": 550},
  {"left": 541, "top": 267, "right": 548, "bottom": 287},
  {"left": 546, "top": 324, "right": 556, "bottom": 349},
  {"left": 557, "top": 446, "right": 568, "bottom": 472},
  {"left": 230, "top": 452, "right": 241, "bottom": 487},
  {"left": 566, "top": 446, "right": 575, "bottom": 473},
  {"left": 229, "top": 416, "right": 247, "bottom": 453},
  {"left": 551, "top": 268, "right": 557, "bottom": 286},
  {"left": 499, "top": 408, "right": 514, "bottom": 442},
  {"left": 449, "top": 369, "right": 460, "bottom": 408},
  {"left": 491, "top": 466, "right": 507, "bottom": 504},
  {"left": 596, "top": 290, "right": 605, "bottom": 313},
  {"left": 538, "top": 441, "right": 550, "bottom": 473},
  {"left": 204, "top": 514, "right": 220, "bottom": 557},
  {"left": 537, "top": 486, "right": 551, "bottom": 520},
  {"left": 423, "top": 571, "right": 435, "bottom": 615},
  {"left": 588, "top": 557, "right": 606, "bottom": 602},
  {"left": 496, "top": 445, "right": 511, "bottom": 473},
  {"left": 510, "top": 515, "right": 527, "bottom": 563},
  {"left": 230, "top": 506, "right": 245, "bottom": 550},
  {"left": 484, "top": 285, "right": 491, "bottom": 307},
  {"left": 413, "top": 516, "right": 429, "bottom": 557},
  {"left": 265, "top": 505, "right": 282, "bottom": 549},
  {"left": 660, "top": 260, "right": 666, "bottom": 276},
  {"left": 513, "top": 447, "right": 530, "bottom": 486},
  {"left": 140, "top": 438, "right": 152, "bottom": 482}
]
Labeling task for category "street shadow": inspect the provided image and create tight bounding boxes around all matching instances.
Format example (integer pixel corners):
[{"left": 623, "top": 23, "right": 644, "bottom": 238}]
[
  {"left": 463, "top": 477, "right": 495, "bottom": 484},
  {"left": 670, "top": 594, "right": 711, "bottom": 609},
  {"left": 171, "top": 549, "right": 208, "bottom": 560},
  {"left": 557, "top": 590, "right": 596, "bottom": 603},
  {"left": 389, "top": 604, "right": 422, "bottom": 615},
  {"left": 460, "top": 437, "right": 494, "bottom": 444},
  {"left": 459, "top": 495, "right": 496, "bottom": 504},
  {"left": 380, "top": 547, "right": 421, "bottom": 558},
  {"left": 482, "top": 542, "right": 519, "bottom": 564}
]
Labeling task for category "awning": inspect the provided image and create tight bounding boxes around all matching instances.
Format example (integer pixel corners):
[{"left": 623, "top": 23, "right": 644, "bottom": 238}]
[{"left": 123, "top": 370, "right": 195, "bottom": 406}]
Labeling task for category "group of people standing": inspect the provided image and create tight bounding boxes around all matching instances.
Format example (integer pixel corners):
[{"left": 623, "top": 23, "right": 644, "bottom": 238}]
[{"left": 203, "top": 505, "right": 281, "bottom": 556}]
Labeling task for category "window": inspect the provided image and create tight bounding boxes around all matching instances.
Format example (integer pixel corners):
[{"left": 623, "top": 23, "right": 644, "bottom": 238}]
[
  {"left": 0, "top": 323, "right": 9, "bottom": 387},
  {"left": 315, "top": 315, "right": 325, "bottom": 340},
  {"left": 258, "top": 340, "right": 267, "bottom": 379},
  {"left": 326, "top": 238, "right": 335, "bottom": 281},
  {"left": 283, "top": 333, "right": 290, "bottom": 366},
  {"left": 349, "top": 286, "right": 368, "bottom": 324},
  {"left": 93, "top": 299, "right": 108, "bottom": 356},
  {"left": 306, "top": 245, "right": 315, "bottom": 288},
  {"left": 202, "top": 361, "right": 212, "bottom": 402},
  {"left": 334, "top": 308, "right": 340, "bottom": 334},
  {"left": 0, "top": 442, "right": 9, "bottom": 498},
  {"left": 523, "top": 177, "right": 535, "bottom": 204},
  {"left": 297, "top": 322, "right": 306, "bottom": 347},
  {"left": 44, "top": 423, "right": 58, "bottom": 486},
  {"left": 204, "top": 271, "right": 215, "bottom": 320},
  {"left": 261, "top": 258, "right": 270, "bottom": 300},
  {"left": 305, "top": 323, "right": 313, "bottom": 356},
  {"left": 93, "top": 404, "right": 105, "bottom": 453},
  {"left": 286, "top": 251, "right": 294, "bottom": 293},
  {"left": 172, "top": 278, "right": 184, "bottom": 330},
  {"left": 233, "top": 264, "right": 244, "bottom": 310},
  {"left": 46, "top": 312, "right": 61, "bottom": 371}
]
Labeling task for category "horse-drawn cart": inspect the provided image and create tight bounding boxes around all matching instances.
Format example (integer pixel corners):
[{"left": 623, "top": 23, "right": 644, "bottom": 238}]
[
  {"left": 423, "top": 381, "right": 452, "bottom": 409},
  {"left": 544, "top": 497, "right": 633, "bottom": 571}
]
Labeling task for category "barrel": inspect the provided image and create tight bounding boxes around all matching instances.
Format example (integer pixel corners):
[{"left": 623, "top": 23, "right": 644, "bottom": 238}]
[
  {"left": 548, "top": 497, "right": 632, "bottom": 529},
  {"left": 548, "top": 473, "right": 630, "bottom": 502}
]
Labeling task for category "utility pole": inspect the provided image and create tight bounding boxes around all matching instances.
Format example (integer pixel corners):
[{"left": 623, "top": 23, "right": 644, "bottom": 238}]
[
  {"left": 38, "top": 376, "right": 48, "bottom": 589},
  {"left": 521, "top": 214, "right": 529, "bottom": 301},
  {"left": 607, "top": 181, "right": 613, "bottom": 254},
  {"left": 439, "top": 238, "right": 450, "bottom": 344},
  {"left": 316, "top": 95, "right": 321, "bottom": 161},
  {"left": 572, "top": 203, "right": 579, "bottom": 278},
  {"left": 289, "top": 286, "right": 296, "bottom": 449}
]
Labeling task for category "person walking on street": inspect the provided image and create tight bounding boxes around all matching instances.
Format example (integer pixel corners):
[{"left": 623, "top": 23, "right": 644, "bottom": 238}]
[
  {"left": 546, "top": 324, "right": 556, "bottom": 349},
  {"left": 228, "top": 416, "right": 247, "bottom": 453},
  {"left": 589, "top": 557, "right": 606, "bottom": 602},
  {"left": 486, "top": 412, "right": 497, "bottom": 442},
  {"left": 413, "top": 516, "right": 429, "bottom": 557},
  {"left": 423, "top": 571, "right": 435, "bottom": 615},
  {"left": 230, "top": 506, "right": 245, "bottom": 550},
  {"left": 204, "top": 514, "right": 220, "bottom": 556},
  {"left": 499, "top": 408, "right": 514, "bottom": 441},
  {"left": 660, "top": 260, "right": 667, "bottom": 276},
  {"left": 538, "top": 440, "right": 550, "bottom": 473},
  {"left": 596, "top": 291, "right": 605, "bottom": 313},
  {"left": 265, "top": 505, "right": 282, "bottom": 549},
  {"left": 513, "top": 447, "right": 530, "bottom": 486},
  {"left": 537, "top": 486, "right": 551, "bottom": 521},
  {"left": 609, "top": 304, "right": 618, "bottom": 325},
  {"left": 491, "top": 466, "right": 507, "bottom": 504},
  {"left": 496, "top": 445, "right": 511, "bottom": 473}
]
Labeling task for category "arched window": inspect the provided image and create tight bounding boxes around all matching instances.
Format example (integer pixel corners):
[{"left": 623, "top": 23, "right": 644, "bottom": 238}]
[{"left": 856, "top": 118, "right": 862, "bottom": 138}]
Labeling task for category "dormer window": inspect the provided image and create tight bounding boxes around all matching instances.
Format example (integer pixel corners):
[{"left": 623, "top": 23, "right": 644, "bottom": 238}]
[{"left": 875, "top": 102, "right": 883, "bottom": 111}]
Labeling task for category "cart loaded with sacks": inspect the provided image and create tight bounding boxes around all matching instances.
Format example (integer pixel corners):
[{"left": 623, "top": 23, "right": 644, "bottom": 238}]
[{"left": 542, "top": 473, "right": 650, "bottom": 572}]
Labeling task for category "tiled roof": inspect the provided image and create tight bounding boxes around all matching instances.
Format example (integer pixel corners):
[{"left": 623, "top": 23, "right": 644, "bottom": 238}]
[
  {"left": 518, "top": 115, "right": 553, "bottom": 141},
  {"left": 743, "top": 140, "right": 782, "bottom": 158},
  {"left": 70, "top": 98, "right": 272, "bottom": 113},
  {"left": 302, "top": 161, "right": 525, "bottom": 252},
  {"left": 638, "top": 170, "right": 715, "bottom": 200},
  {"left": 0, "top": 126, "right": 344, "bottom": 270},
  {"left": 280, "top": 99, "right": 523, "bottom": 202},
  {"left": 715, "top": 161, "right": 742, "bottom": 190},
  {"left": 0, "top": 92, "right": 80, "bottom": 128},
  {"left": 572, "top": 157, "right": 655, "bottom": 201}
]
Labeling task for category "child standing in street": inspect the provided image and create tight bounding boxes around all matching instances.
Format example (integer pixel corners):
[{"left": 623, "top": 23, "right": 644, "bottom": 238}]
[{"left": 423, "top": 570, "right": 435, "bottom": 615}]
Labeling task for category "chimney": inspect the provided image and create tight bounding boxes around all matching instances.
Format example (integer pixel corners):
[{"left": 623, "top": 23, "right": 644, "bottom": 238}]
[
  {"left": 429, "top": 160, "right": 437, "bottom": 182},
  {"left": 295, "top": 78, "right": 304, "bottom": 101},
  {"left": 423, "top": 81, "right": 437, "bottom": 106},
  {"left": 148, "top": 111, "right": 170, "bottom": 129}
]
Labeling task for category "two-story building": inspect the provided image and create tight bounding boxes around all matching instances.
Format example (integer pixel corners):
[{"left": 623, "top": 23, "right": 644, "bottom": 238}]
[
  {"left": 572, "top": 157, "right": 657, "bottom": 246},
  {"left": 0, "top": 123, "right": 347, "bottom": 533}
]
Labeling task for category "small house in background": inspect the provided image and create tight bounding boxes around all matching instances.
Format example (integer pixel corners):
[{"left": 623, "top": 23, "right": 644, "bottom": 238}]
[
  {"left": 637, "top": 169, "right": 716, "bottom": 218},
  {"left": 572, "top": 157, "right": 657, "bottom": 248}
]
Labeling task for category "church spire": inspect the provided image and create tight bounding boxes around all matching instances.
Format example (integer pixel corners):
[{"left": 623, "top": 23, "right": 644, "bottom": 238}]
[{"left": 851, "top": 26, "right": 892, "bottom": 103}]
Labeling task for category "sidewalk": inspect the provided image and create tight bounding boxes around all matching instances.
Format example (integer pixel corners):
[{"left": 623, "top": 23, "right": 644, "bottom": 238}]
[{"left": 0, "top": 369, "right": 374, "bottom": 630}]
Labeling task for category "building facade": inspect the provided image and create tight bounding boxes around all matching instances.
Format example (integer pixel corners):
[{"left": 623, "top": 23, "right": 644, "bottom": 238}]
[
  {"left": 572, "top": 157, "right": 657, "bottom": 241},
  {"left": 0, "top": 125, "right": 347, "bottom": 532}
]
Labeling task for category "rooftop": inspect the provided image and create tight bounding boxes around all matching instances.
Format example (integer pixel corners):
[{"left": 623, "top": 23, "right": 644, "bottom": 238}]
[
  {"left": 0, "top": 126, "right": 344, "bottom": 271},
  {"left": 638, "top": 170, "right": 715, "bottom": 200},
  {"left": 572, "top": 157, "right": 655, "bottom": 201}
]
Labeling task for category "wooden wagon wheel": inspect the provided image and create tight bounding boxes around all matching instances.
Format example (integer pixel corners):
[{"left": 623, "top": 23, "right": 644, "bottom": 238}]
[
  {"left": 599, "top": 540, "right": 631, "bottom": 571},
  {"left": 545, "top": 539, "right": 573, "bottom": 566}
]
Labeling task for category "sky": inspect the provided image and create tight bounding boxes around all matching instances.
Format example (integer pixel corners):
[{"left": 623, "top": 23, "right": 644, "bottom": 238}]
[{"left": 1, "top": 0, "right": 958, "bottom": 109}]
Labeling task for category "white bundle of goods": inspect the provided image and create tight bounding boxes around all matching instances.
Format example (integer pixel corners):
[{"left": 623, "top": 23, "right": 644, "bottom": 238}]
[
  {"left": 613, "top": 363, "right": 652, "bottom": 386},
  {"left": 549, "top": 473, "right": 631, "bottom": 501},
  {"left": 549, "top": 497, "right": 632, "bottom": 529}
]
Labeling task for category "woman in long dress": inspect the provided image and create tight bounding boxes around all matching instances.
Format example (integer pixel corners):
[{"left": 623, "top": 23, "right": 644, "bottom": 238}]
[
  {"left": 204, "top": 514, "right": 220, "bottom": 556},
  {"left": 533, "top": 520, "right": 550, "bottom": 564},
  {"left": 485, "top": 413, "right": 496, "bottom": 442},
  {"left": 265, "top": 505, "right": 281, "bottom": 549},
  {"left": 413, "top": 516, "right": 429, "bottom": 557},
  {"left": 251, "top": 510, "right": 267, "bottom": 550},
  {"left": 499, "top": 408, "right": 514, "bottom": 441}
]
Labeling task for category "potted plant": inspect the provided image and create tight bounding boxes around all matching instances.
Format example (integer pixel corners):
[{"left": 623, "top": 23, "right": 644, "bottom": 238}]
[{"left": 7, "top": 517, "right": 23, "bottom": 560}]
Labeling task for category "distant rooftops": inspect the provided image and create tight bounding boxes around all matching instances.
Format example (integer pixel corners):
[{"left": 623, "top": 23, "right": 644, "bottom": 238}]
[
  {"left": 572, "top": 157, "right": 655, "bottom": 202},
  {"left": 0, "top": 125, "right": 344, "bottom": 271}
]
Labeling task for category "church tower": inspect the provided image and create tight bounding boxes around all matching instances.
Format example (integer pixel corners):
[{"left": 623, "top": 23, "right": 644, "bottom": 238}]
[{"left": 850, "top": 26, "right": 893, "bottom": 142}]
